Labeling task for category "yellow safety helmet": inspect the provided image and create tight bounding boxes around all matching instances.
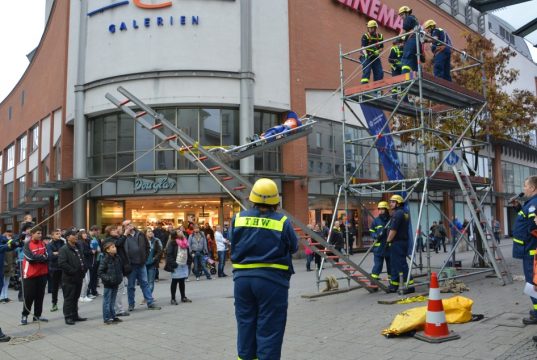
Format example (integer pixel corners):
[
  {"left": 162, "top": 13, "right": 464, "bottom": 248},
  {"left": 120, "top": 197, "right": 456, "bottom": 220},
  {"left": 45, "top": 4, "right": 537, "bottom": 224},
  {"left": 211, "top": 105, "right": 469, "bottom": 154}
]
[
  {"left": 367, "top": 20, "right": 378, "bottom": 28},
  {"left": 398, "top": 5, "right": 411, "bottom": 14},
  {"left": 377, "top": 201, "right": 389, "bottom": 210},
  {"left": 423, "top": 19, "right": 436, "bottom": 29},
  {"left": 389, "top": 194, "right": 405, "bottom": 204},
  {"left": 249, "top": 178, "right": 280, "bottom": 205}
]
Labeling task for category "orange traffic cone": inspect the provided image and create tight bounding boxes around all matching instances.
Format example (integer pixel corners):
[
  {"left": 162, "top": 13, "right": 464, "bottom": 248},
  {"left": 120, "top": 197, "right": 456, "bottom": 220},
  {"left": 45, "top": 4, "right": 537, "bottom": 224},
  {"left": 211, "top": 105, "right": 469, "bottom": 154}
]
[{"left": 414, "top": 272, "right": 460, "bottom": 343}]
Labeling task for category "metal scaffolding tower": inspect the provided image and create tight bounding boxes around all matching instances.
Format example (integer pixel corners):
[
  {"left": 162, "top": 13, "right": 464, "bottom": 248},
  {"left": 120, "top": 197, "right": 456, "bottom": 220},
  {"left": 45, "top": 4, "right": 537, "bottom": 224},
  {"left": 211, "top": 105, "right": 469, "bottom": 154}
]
[{"left": 323, "top": 29, "right": 512, "bottom": 293}]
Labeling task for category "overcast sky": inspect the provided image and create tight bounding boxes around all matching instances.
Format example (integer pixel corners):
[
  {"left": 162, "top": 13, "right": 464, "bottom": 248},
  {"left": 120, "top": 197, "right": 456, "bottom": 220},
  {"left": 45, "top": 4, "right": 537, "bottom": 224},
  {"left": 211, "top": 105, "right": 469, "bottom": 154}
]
[{"left": 0, "top": 1, "right": 535, "bottom": 102}]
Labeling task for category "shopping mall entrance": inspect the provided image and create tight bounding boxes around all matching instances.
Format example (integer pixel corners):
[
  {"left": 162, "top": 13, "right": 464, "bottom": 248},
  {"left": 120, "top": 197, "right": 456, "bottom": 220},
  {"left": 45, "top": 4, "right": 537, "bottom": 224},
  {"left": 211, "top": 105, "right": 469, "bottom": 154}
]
[{"left": 93, "top": 196, "right": 240, "bottom": 229}]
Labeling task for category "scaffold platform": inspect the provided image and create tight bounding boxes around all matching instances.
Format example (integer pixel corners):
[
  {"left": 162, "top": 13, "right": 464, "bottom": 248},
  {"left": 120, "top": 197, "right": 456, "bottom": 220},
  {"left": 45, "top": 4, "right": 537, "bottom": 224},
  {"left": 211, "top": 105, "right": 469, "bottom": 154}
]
[{"left": 343, "top": 71, "right": 486, "bottom": 113}]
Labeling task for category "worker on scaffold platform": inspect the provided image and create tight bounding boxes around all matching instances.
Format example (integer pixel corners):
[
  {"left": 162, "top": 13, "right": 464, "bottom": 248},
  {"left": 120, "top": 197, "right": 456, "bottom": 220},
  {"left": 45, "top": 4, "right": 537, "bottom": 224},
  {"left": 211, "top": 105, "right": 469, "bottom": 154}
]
[
  {"left": 398, "top": 6, "right": 421, "bottom": 74},
  {"left": 423, "top": 19, "right": 452, "bottom": 82},
  {"left": 230, "top": 178, "right": 298, "bottom": 360},
  {"left": 386, "top": 194, "right": 415, "bottom": 294},
  {"left": 370, "top": 201, "right": 391, "bottom": 283},
  {"left": 388, "top": 38, "right": 404, "bottom": 77},
  {"left": 361, "top": 20, "right": 384, "bottom": 84}
]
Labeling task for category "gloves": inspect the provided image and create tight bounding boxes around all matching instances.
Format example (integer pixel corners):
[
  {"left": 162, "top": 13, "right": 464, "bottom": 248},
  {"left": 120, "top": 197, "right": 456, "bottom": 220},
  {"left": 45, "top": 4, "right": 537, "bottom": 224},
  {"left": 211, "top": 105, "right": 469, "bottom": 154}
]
[{"left": 372, "top": 49, "right": 380, "bottom": 57}]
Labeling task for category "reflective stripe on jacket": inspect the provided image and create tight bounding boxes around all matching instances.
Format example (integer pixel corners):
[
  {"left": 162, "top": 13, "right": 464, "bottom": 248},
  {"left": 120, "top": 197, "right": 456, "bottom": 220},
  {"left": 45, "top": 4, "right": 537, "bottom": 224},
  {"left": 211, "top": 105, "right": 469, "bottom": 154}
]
[{"left": 230, "top": 208, "right": 298, "bottom": 273}]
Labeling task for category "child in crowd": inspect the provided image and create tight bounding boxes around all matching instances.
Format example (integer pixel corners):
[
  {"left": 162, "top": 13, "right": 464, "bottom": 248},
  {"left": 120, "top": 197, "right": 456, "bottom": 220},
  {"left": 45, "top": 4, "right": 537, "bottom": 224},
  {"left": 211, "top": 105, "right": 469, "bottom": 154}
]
[{"left": 98, "top": 241, "right": 124, "bottom": 325}]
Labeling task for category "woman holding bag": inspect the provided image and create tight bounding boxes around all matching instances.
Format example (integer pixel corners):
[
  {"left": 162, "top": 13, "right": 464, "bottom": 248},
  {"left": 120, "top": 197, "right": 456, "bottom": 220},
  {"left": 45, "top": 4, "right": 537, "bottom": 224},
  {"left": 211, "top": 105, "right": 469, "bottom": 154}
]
[{"left": 165, "top": 231, "right": 192, "bottom": 305}]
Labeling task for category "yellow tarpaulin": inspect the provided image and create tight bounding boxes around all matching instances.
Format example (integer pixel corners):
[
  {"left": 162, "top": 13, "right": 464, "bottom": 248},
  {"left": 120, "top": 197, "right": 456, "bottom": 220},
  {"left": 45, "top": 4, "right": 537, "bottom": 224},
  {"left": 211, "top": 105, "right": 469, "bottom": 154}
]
[{"left": 381, "top": 296, "right": 474, "bottom": 336}]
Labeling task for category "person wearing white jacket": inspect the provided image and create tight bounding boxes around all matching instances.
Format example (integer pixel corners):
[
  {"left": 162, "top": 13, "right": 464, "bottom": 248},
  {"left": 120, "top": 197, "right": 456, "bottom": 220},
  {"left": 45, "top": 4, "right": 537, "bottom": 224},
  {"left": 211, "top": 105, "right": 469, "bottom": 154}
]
[{"left": 215, "top": 225, "right": 229, "bottom": 278}]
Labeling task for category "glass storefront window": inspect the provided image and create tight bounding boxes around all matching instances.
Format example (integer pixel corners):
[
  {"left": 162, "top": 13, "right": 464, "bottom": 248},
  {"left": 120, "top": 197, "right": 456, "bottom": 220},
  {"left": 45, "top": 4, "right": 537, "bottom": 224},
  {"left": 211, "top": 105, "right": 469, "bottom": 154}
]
[{"left": 88, "top": 107, "right": 280, "bottom": 176}]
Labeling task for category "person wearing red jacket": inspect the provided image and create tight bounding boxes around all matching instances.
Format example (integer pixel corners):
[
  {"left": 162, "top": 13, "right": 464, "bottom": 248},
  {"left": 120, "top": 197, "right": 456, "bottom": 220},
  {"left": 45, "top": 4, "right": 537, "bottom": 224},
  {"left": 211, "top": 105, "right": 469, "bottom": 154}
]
[{"left": 21, "top": 226, "right": 49, "bottom": 325}]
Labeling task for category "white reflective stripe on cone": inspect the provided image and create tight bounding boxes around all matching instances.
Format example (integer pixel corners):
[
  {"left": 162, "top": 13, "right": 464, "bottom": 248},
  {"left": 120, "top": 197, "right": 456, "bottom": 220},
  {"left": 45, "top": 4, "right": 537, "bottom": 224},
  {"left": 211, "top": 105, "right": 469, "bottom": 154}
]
[
  {"left": 429, "top": 288, "right": 440, "bottom": 300},
  {"left": 426, "top": 310, "right": 447, "bottom": 325}
]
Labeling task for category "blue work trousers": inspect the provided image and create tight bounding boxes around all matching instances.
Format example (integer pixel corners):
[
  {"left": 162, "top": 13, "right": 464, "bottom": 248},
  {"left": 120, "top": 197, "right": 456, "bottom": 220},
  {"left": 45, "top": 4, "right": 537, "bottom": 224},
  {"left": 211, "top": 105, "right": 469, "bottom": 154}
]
[
  {"left": 401, "top": 36, "right": 418, "bottom": 73},
  {"left": 389, "top": 241, "right": 413, "bottom": 289},
  {"left": 371, "top": 253, "right": 390, "bottom": 279},
  {"left": 522, "top": 255, "right": 537, "bottom": 316},
  {"left": 234, "top": 276, "right": 288, "bottom": 360},
  {"left": 362, "top": 56, "right": 384, "bottom": 83},
  {"left": 127, "top": 264, "right": 154, "bottom": 307},
  {"left": 433, "top": 49, "right": 452, "bottom": 81}
]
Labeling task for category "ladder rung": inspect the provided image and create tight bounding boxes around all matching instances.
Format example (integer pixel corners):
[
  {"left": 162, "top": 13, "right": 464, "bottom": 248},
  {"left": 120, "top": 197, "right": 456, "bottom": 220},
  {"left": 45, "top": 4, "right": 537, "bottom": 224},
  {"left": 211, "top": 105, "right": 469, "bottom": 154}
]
[
  {"left": 319, "top": 249, "right": 331, "bottom": 253},
  {"left": 197, "top": 156, "right": 208, "bottom": 161},
  {"left": 310, "top": 242, "right": 320, "bottom": 246},
  {"left": 208, "top": 166, "right": 222, "bottom": 172},
  {"left": 166, "top": 135, "right": 177, "bottom": 141},
  {"left": 233, "top": 185, "right": 246, "bottom": 191},
  {"left": 119, "top": 99, "right": 131, "bottom": 106},
  {"left": 179, "top": 145, "right": 193, "bottom": 151},
  {"left": 222, "top": 176, "right": 233, "bottom": 181},
  {"left": 335, "top": 262, "right": 347, "bottom": 266},
  {"left": 294, "top": 227, "right": 303, "bottom": 232},
  {"left": 135, "top": 111, "right": 147, "bottom": 118},
  {"left": 151, "top": 123, "right": 163, "bottom": 130},
  {"left": 326, "top": 256, "right": 339, "bottom": 259},
  {"left": 351, "top": 274, "right": 366, "bottom": 278}
]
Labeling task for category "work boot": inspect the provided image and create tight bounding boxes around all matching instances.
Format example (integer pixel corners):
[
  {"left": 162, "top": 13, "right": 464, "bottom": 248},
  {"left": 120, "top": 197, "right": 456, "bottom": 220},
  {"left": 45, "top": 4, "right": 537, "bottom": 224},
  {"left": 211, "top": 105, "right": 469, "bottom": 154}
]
[
  {"left": 523, "top": 316, "right": 537, "bottom": 325},
  {"left": 533, "top": 335, "right": 537, "bottom": 342},
  {"left": 65, "top": 318, "right": 76, "bottom": 325}
]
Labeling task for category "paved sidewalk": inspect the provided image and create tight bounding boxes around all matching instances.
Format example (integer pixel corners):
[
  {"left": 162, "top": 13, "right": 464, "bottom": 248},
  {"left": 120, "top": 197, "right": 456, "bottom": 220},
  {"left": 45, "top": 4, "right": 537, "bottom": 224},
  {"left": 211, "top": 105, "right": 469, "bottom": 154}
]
[{"left": 0, "top": 243, "right": 536, "bottom": 359}]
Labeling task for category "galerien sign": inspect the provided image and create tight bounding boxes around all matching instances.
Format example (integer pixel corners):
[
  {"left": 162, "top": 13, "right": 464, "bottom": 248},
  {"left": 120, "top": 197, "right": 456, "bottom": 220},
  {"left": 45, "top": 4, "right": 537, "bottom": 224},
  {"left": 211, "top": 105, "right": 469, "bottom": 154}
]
[{"left": 135, "top": 177, "right": 176, "bottom": 193}]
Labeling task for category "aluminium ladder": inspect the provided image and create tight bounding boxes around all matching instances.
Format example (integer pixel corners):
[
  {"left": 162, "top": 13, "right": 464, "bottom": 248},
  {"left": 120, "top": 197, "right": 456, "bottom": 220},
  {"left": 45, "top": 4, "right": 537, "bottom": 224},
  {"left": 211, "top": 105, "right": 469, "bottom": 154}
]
[
  {"left": 452, "top": 163, "right": 513, "bottom": 285},
  {"left": 106, "top": 86, "right": 389, "bottom": 293}
]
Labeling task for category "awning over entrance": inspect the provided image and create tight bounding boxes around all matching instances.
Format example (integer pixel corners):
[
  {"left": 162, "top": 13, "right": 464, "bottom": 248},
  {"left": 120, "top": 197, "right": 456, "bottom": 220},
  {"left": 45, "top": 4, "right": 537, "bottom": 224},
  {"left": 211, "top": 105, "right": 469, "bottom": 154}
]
[
  {"left": 19, "top": 200, "right": 50, "bottom": 210},
  {"left": 26, "top": 187, "right": 59, "bottom": 198}
]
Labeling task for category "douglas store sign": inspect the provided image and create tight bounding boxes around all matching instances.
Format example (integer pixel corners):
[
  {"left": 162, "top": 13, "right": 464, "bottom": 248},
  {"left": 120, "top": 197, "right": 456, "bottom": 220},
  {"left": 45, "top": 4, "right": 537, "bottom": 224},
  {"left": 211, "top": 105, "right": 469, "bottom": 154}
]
[
  {"left": 334, "top": 0, "right": 403, "bottom": 31},
  {"left": 87, "top": 0, "right": 232, "bottom": 34}
]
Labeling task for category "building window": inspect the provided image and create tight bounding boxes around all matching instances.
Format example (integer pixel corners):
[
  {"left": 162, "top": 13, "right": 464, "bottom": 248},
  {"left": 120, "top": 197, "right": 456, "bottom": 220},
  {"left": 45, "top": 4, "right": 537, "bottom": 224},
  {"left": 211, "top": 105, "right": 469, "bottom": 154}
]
[
  {"left": 87, "top": 107, "right": 273, "bottom": 176},
  {"left": 19, "top": 175, "right": 26, "bottom": 204},
  {"left": 19, "top": 134, "right": 27, "bottom": 162},
  {"left": 54, "top": 143, "right": 61, "bottom": 180},
  {"left": 31, "top": 168, "right": 39, "bottom": 188},
  {"left": 31, "top": 125, "right": 39, "bottom": 152},
  {"left": 5, "top": 182, "right": 14, "bottom": 210},
  {"left": 7, "top": 145, "right": 14, "bottom": 169}
]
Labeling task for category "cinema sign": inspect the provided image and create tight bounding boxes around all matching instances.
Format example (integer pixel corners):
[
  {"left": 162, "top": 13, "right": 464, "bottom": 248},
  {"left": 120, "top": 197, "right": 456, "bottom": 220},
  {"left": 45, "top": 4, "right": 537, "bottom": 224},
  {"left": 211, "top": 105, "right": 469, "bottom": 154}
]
[{"left": 334, "top": 0, "right": 403, "bottom": 31}]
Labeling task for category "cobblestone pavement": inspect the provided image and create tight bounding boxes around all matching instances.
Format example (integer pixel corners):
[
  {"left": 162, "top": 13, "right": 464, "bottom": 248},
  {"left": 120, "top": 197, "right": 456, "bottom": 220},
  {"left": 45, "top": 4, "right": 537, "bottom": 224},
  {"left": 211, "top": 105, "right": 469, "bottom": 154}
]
[{"left": 0, "top": 242, "right": 536, "bottom": 359}]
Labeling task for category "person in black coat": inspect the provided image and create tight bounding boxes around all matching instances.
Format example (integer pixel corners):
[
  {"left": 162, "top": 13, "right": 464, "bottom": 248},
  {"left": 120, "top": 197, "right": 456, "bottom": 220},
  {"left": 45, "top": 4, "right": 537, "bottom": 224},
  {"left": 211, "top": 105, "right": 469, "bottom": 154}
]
[
  {"left": 46, "top": 229, "right": 65, "bottom": 312},
  {"left": 98, "top": 241, "right": 124, "bottom": 324},
  {"left": 58, "top": 230, "right": 87, "bottom": 325}
]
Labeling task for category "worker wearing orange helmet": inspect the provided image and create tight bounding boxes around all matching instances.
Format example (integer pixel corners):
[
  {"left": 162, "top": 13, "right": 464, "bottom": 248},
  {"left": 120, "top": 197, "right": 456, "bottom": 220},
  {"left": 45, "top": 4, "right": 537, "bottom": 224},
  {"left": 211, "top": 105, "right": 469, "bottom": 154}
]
[{"left": 386, "top": 194, "right": 415, "bottom": 294}]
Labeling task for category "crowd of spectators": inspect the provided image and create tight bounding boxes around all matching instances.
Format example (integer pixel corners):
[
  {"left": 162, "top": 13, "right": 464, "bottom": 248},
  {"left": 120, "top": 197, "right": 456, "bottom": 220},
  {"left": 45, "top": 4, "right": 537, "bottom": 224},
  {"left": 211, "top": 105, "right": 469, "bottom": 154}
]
[{"left": 0, "top": 217, "right": 231, "bottom": 330}]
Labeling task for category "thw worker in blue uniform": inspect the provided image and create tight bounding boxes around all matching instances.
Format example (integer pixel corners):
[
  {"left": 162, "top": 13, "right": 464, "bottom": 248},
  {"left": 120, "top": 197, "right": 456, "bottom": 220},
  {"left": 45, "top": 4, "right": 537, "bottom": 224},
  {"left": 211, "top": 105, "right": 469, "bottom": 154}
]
[
  {"left": 230, "top": 178, "right": 298, "bottom": 360},
  {"left": 511, "top": 176, "right": 537, "bottom": 325},
  {"left": 398, "top": 6, "right": 420, "bottom": 74},
  {"left": 370, "top": 201, "right": 391, "bottom": 281},
  {"left": 386, "top": 195, "right": 415, "bottom": 294},
  {"left": 423, "top": 19, "right": 452, "bottom": 81}
]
